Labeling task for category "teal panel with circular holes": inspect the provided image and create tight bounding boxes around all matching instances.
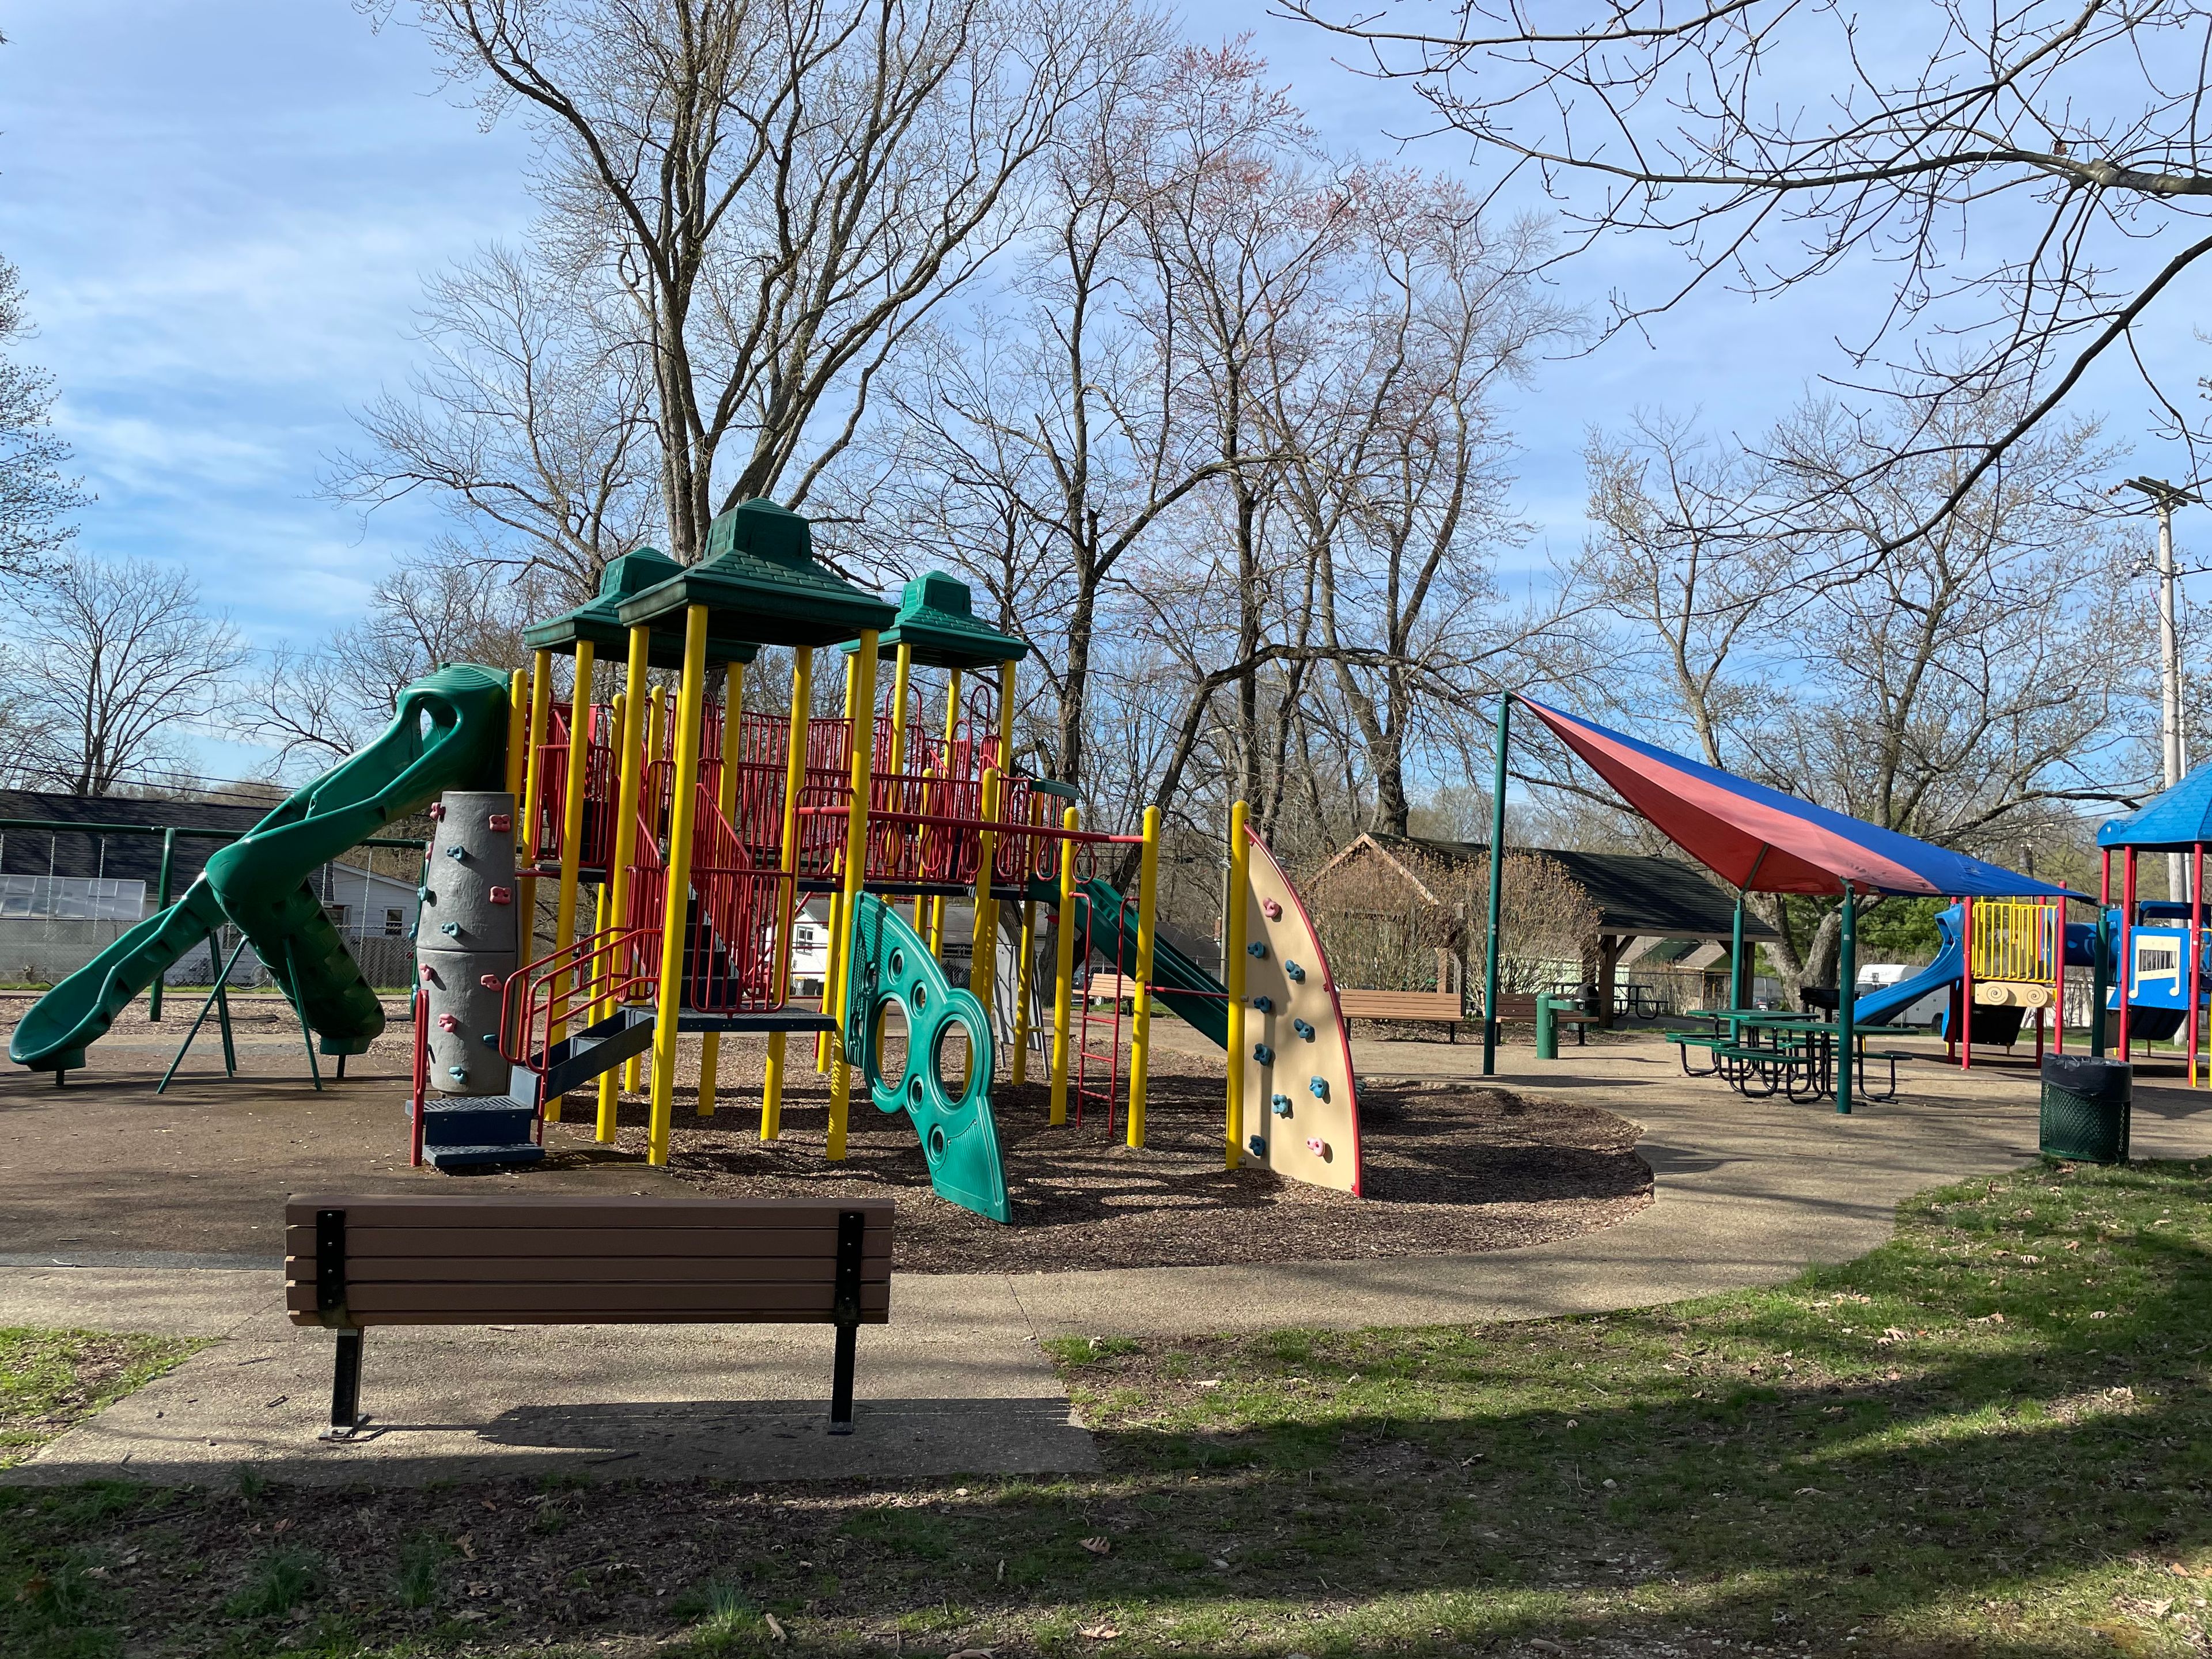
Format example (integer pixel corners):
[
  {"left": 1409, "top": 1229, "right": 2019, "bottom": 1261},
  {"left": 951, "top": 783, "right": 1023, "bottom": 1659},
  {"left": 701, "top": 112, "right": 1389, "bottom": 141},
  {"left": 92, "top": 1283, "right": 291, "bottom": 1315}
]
[{"left": 842, "top": 894, "right": 1011, "bottom": 1224}]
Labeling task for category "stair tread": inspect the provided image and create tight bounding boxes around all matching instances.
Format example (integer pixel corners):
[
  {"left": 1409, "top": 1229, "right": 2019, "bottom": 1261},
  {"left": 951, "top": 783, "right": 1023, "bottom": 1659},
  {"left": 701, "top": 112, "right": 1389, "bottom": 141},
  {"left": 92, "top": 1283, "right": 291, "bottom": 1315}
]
[{"left": 425, "top": 1143, "right": 546, "bottom": 1169}]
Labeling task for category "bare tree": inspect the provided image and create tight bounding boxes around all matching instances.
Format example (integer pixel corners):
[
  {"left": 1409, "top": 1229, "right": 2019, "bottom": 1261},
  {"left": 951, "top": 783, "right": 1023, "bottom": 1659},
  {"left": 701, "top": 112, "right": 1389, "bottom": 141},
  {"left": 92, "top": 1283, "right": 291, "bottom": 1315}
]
[
  {"left": 1287, "top": 0, "right": 2212, "bottom": 537},
  {"left": 1571, "top": 395, "right": 2139, "bottom": 991},
  {"left": 327, "top": 244, "right": 660, "bottom": 600},
  {"left": 0, "top": 257, "right": 85, "bottom": 575},
  {"left": 1281, "top": 181, "right": 1572, "bottom": 835},
  {"left": 377, "top": 0, "right": 1118, "bottom": 560},
  {"left": 14, "top": 554, "right": 244, "bottom": 794},
  {"left": 245, "top": 546, "right": 554, "bottom": 768}
]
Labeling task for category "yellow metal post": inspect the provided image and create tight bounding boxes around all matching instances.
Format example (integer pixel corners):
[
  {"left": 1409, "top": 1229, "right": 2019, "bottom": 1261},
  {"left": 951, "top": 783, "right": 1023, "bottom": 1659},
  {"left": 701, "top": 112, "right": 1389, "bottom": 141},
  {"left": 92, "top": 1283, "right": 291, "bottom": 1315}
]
[
  {"left": 826, "top": 631, "right": 880, "bottom": 1159},
  {"left": 547, "top": 640, "right": 595, "bottom": 1124},
  {"left": 888, "top": 643, "right": 913, "bottom": 771},
  {"left": 1050, "top": 804, "right": 1078, "bottom": 1124},
  {"left": 505, "top": 666, "right": 528, "bottom": 798},
  {"left": 1223, "top": 799, "right": 1249, "bottom": 1168},
  {"left": 1011, "top": 899, "right": 1036, "bottom": 1085},
  {"left": 762, "top": 647, "right": 813, "bottom": 1140},
  {"left": 927, "top": 668, "right": 961, "bottom": 959},
  {"left": 971, "top": 767, "right": 1001, "bottom": 1038},
  {"left": 647, "top": 605, "right": 710, "bottom": 1164},
  {"left": 518, "top": 648, "right": 552, "bottom": 965},
  {"left": 819, "top": 655, "right": 863, "bottom": 1073},
  {"left": 997, "top": 658, "right": 1015, "bottom": 772},
  {"left": 1126, "top": 804, "right": 1160, "bottom": 1149},
  {"left": 595, "top": 628, "right": 653, "bottom": 1136},
  {"left": 623, "top": 681, "right": 665, "bottom": 1098},
  {"left": 698, "top": 661, "right": 745, "bottom": 1118}
]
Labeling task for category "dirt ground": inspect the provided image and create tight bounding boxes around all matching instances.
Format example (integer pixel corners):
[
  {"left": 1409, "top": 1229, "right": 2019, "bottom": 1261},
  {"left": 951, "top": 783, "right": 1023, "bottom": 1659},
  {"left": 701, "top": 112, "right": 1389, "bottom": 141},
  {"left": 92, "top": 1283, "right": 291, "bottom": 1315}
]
[{"left": 0, "top": 993, "right": 1650, "bottom": 1272}]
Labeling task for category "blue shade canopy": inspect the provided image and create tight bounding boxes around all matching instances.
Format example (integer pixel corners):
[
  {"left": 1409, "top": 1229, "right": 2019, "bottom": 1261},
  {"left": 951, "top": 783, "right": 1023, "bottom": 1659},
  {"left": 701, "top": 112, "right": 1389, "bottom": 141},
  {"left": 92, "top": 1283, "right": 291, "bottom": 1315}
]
[
  {"left": 1520, "top": 698, "right": 2084, "bottom": 900},
  {"left": 2096, "top": 762, "right": 2212, "bottom": 850}
]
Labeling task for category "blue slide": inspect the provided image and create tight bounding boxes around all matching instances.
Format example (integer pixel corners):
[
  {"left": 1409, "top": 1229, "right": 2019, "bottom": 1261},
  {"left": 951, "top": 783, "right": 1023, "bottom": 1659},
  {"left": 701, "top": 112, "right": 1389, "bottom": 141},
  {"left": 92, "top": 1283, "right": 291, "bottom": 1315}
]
[{"left": 1854, "top": 907, "right": 1966, "bottom": 1027}]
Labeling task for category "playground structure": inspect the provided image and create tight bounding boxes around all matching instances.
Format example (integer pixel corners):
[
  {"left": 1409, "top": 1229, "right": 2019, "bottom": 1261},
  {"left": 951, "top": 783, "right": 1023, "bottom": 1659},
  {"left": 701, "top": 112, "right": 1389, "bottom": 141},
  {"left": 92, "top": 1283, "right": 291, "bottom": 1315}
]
[
  {"left": 10, "top": 499, "right": 1366, "bottom": 1224},
  {"left": 2095, "top": 761, "right": 2212, "bottom": 1082}
]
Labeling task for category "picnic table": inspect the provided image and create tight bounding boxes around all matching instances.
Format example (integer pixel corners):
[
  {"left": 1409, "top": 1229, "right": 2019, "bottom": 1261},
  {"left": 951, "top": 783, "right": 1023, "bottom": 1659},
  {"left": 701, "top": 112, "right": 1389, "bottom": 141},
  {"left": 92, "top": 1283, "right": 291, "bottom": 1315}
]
[{"left": 1671, "top": 1009, "right": 1903, "bottom": 1103}]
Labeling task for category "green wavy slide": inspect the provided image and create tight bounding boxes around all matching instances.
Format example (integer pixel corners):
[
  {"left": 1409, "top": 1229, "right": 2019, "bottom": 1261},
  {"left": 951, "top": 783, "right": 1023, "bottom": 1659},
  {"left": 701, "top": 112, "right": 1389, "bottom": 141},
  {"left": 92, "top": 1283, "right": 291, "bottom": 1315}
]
[{"left": 10, "top": 665, "right": 510, "bottom": 1074}]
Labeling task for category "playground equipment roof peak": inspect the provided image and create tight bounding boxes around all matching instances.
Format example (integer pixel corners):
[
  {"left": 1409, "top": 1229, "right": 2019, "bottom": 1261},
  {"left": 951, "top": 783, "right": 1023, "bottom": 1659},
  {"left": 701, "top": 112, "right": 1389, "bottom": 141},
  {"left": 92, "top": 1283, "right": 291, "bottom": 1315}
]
[
  {"left": 1517, "top": 697, "right": 2080, "bottom": 901},
  {"left": 521, "top": 548, "right": 763, "bottom": 668},
  {"left": 614, "top": 498, "right": 896, "bottom": 648},
  {"left": 843, "top": 571, "right": 1029, "bottom": 669},
  {"left": 2096, "top": 762, "right": 2212, "bottom": 850}
]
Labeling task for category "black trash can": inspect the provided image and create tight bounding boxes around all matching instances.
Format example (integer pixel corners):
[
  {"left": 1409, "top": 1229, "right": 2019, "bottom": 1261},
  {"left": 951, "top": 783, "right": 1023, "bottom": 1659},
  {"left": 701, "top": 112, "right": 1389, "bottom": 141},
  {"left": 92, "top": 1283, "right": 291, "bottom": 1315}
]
[{"left": 2039, "top": 1054, "right": 2131, "bottom": 1164}]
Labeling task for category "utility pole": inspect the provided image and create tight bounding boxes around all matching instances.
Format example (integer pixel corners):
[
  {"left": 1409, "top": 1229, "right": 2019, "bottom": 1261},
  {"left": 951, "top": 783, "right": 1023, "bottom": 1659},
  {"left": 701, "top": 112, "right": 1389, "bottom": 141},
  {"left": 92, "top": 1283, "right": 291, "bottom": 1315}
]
[{"left": 2123, "top": 476, "right": 2199, "bottom": 902}]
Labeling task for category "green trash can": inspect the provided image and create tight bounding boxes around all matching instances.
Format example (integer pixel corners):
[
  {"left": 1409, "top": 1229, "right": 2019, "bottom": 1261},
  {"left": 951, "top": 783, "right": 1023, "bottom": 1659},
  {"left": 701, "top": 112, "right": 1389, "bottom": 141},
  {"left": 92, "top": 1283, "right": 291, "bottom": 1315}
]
[{"left": 2039, "top": 1054, "right": 2130, "bottom": 1164}]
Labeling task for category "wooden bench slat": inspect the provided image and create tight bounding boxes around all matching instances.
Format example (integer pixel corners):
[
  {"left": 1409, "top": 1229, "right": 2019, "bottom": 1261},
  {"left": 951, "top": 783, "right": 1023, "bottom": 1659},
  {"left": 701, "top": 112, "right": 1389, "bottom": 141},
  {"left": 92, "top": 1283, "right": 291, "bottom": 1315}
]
[
  {"left": 285, "top": 1253, "right": 891, "bottom": 1287},
  {"left": 284, "top": 1196, "right": 894, "bottom": 1230},
  {"left": 289, "top": 1281, "right": 891, "bottom": 1316},
  {"left": 325, "top": 1309, "right": 893, "bottom": 1328},
  {"left": 283, "top": 1224, "right": 894, "bottom": 1261},
  {"left": 1336, "top": 991, "right": 1459, "bottom": 1017}
]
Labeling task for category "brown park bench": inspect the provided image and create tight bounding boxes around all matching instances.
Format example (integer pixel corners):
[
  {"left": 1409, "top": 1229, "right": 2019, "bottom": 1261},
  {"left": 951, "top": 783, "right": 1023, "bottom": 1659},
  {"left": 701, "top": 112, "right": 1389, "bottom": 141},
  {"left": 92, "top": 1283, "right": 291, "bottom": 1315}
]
[
  {"left": 1488, "top": 993, "right": 1593, "bottom": 1045},
  {"left": 286, "top": 1194, "right": 893, "bottom": 1440},
  {"left": 1335, "top": 987, "right": 1467, "bottom": 1041}
]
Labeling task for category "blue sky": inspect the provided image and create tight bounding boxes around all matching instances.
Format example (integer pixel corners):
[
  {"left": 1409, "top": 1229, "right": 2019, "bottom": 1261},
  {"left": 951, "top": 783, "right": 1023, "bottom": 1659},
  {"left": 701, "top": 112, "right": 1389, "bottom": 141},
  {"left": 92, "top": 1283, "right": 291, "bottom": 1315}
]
[{"left": 2, "top": 1, "right": 2205, "bottom": 782}]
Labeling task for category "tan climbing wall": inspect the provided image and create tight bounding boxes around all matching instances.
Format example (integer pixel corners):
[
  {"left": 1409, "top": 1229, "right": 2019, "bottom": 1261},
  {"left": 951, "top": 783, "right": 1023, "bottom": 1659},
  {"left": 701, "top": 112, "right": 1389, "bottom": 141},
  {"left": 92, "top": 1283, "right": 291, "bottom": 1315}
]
[{"left": 1237, "top": 829, "right": 1362, "bottom": 1194}]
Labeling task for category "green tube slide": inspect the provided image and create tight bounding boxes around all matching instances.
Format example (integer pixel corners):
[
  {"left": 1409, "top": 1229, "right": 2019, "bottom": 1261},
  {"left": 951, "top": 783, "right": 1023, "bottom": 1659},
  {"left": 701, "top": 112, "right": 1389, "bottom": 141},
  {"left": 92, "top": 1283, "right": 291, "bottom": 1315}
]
[{"left": 9, "top": 665, "right": 512, "bottom": 1073}]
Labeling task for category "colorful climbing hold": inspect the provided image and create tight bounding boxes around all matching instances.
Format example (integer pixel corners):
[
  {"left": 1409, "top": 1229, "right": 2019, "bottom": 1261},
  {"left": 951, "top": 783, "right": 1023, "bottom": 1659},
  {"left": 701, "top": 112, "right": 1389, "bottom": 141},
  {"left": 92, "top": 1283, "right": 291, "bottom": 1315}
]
[
  {"left": 1305, "top": 1137, "right": 1330, "bottom": 1159},
  {"left": 1249, "top": 994, "right": 1273, "bottom": 1013},
  {"left": 445, "top": 843, "right": 468, "bottom": 860},
  {"left": 1253, "top": 1043, "right": 1275, "bottom": 1065},
  {"left": 1247, "top": 940, "right": 1270, "bottom": 958},
  {"left": 1261, "top": 898, "right": 1283, "bottom": 920},
  {"left": 1248, "top": 1135, "right": 1268, "bottom": 1157},
  {"left": 437, "top": 1013, "right": 460, "bottom": 1032},
  {"left": 1271, "top": 1094, "right": 1293, "bottom": 1117},
  {"left": 1293, "top": 1018, "right": 1315, "bottom": 1040},
  {"left": 1284, "top": 959, "right": 1306, "bottom": 982},
  {"left": 440, "top": 921, "right": 461, "bottom": 936},
  {"left": 487, "top": 812, "right": 513, "bottom": 832},
  {"left": 489, "top": 886, "right": 513, "bottom": 904},
  {"left": 1309, "top": 1075, "right": 1330, "bottom": 1100},
  {"left": 478, "top": 974, "right": 502, "bottom": 990}
]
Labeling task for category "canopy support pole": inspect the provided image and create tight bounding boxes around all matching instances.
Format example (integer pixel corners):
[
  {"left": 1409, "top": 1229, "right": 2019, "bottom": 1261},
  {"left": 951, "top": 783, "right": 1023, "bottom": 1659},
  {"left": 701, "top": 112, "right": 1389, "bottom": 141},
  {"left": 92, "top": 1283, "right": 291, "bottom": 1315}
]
[
  {"left": 2194, "top": 843, "right": 2205, "bottom": 1088},
  {"left": 1730, "top": 846, "right": 1770, "bottom": 1010},
  {"left": 1836, "top": 881, "right": 1856, "bottom": 1115},
  {"left": 2093, "top": 849, "right": 2112, "bottom": 1058},
  {"left": 1961, "top": 895, "right": 1975, "bottom": 1071},
  {"left": 2121, "top": 848, "right": 2138, "bottom": 1060},
  {"left": 1481, "top": 695, "right": 1510, "bottom": 1077}
]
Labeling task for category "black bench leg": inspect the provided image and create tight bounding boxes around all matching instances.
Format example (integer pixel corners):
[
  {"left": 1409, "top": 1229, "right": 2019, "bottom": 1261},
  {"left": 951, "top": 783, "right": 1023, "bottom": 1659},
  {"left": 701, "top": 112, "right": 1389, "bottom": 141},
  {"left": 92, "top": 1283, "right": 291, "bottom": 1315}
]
[
  {"left": 828, "top": 1320, "right": 857, "bottom": 1435},
  {"left": 324, "top": 1330, "right": 364, "bottom": 1440}
]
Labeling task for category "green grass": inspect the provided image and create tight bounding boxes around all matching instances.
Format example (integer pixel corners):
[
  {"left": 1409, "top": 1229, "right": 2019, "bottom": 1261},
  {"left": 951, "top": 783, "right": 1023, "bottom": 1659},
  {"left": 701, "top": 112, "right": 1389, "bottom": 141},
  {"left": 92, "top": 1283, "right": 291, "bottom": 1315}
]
[
  {"left": 0, "top": 1160, "right": 2207, "bottom": 1657},
  {"left": 0, "top": 1327, "right": 204, "bottom": 1467}
]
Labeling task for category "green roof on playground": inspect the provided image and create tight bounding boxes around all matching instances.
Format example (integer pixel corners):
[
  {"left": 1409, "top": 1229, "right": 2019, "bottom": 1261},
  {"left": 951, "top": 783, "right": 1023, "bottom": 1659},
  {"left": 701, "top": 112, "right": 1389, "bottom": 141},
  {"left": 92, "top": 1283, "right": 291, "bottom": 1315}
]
[
  {"left": 842, "top": 571, "right": 1029, "bottom": 669},
  {"left": 521, "top": 549, "right": 762, "bottom": 667},
  {"left": 614, "top": 499, "right": 896, "bottom": 648}
]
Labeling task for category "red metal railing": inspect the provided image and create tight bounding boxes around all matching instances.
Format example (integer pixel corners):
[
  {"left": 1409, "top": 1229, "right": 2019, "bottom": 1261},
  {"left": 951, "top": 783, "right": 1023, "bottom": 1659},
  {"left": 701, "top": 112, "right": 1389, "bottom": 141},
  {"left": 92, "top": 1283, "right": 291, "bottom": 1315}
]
[
  {"left": 530, "top": 702, "right": 615, "bottom": 871},
  {"left": 501, "top": 925, "right": 662, "bottom": 1075}
]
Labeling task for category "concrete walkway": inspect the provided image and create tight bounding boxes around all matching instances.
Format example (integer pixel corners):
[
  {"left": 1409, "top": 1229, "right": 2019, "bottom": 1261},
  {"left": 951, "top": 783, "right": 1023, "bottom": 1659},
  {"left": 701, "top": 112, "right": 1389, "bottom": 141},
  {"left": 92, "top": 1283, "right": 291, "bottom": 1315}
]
[{"left": 11, "top": 1033, "right": 2210, "bottom": 1486}]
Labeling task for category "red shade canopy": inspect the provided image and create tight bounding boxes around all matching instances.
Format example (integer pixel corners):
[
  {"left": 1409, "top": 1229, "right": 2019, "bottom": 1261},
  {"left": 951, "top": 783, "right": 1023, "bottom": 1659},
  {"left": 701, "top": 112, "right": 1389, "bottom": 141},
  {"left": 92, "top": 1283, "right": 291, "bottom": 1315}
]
[{"left": 1518, "top": 699, "right": 2078, "bottom": 900}]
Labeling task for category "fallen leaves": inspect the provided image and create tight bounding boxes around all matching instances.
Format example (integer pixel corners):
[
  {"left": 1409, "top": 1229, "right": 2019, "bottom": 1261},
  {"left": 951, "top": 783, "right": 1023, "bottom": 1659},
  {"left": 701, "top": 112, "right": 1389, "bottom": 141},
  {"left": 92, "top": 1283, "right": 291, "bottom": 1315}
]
[
  {"left": 1078, "top": 1622, "right": 1120, "bottom": 1640},
  {"left": 765, "top": 1611, "right": 788, "bottom": 1642},
  {"left": 1080, "top": 1536, "right": 1112, "bottom": 1556}
]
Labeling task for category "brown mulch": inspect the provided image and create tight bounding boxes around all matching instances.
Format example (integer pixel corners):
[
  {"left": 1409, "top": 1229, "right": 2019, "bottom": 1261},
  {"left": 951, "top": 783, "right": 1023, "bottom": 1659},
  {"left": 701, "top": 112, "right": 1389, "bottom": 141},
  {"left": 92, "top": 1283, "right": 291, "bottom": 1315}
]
[{"left": 540, "top": 1052, "right": 1652, "bottom": 1273}]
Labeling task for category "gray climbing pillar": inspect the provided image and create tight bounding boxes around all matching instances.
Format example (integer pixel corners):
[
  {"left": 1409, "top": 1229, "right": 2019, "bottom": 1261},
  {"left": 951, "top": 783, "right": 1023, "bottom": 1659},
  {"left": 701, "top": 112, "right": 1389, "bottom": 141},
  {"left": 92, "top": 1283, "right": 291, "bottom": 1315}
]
[{"left": 418, "top": 791, "right": 522, "bottom": 1094}]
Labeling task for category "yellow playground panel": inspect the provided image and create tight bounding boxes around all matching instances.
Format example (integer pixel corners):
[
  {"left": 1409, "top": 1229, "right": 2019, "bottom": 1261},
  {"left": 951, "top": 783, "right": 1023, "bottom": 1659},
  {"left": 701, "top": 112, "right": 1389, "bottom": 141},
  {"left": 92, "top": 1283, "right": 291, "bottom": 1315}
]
[{"left": 1967, "top": 897, "right": 2061, "bottom": 1009}]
